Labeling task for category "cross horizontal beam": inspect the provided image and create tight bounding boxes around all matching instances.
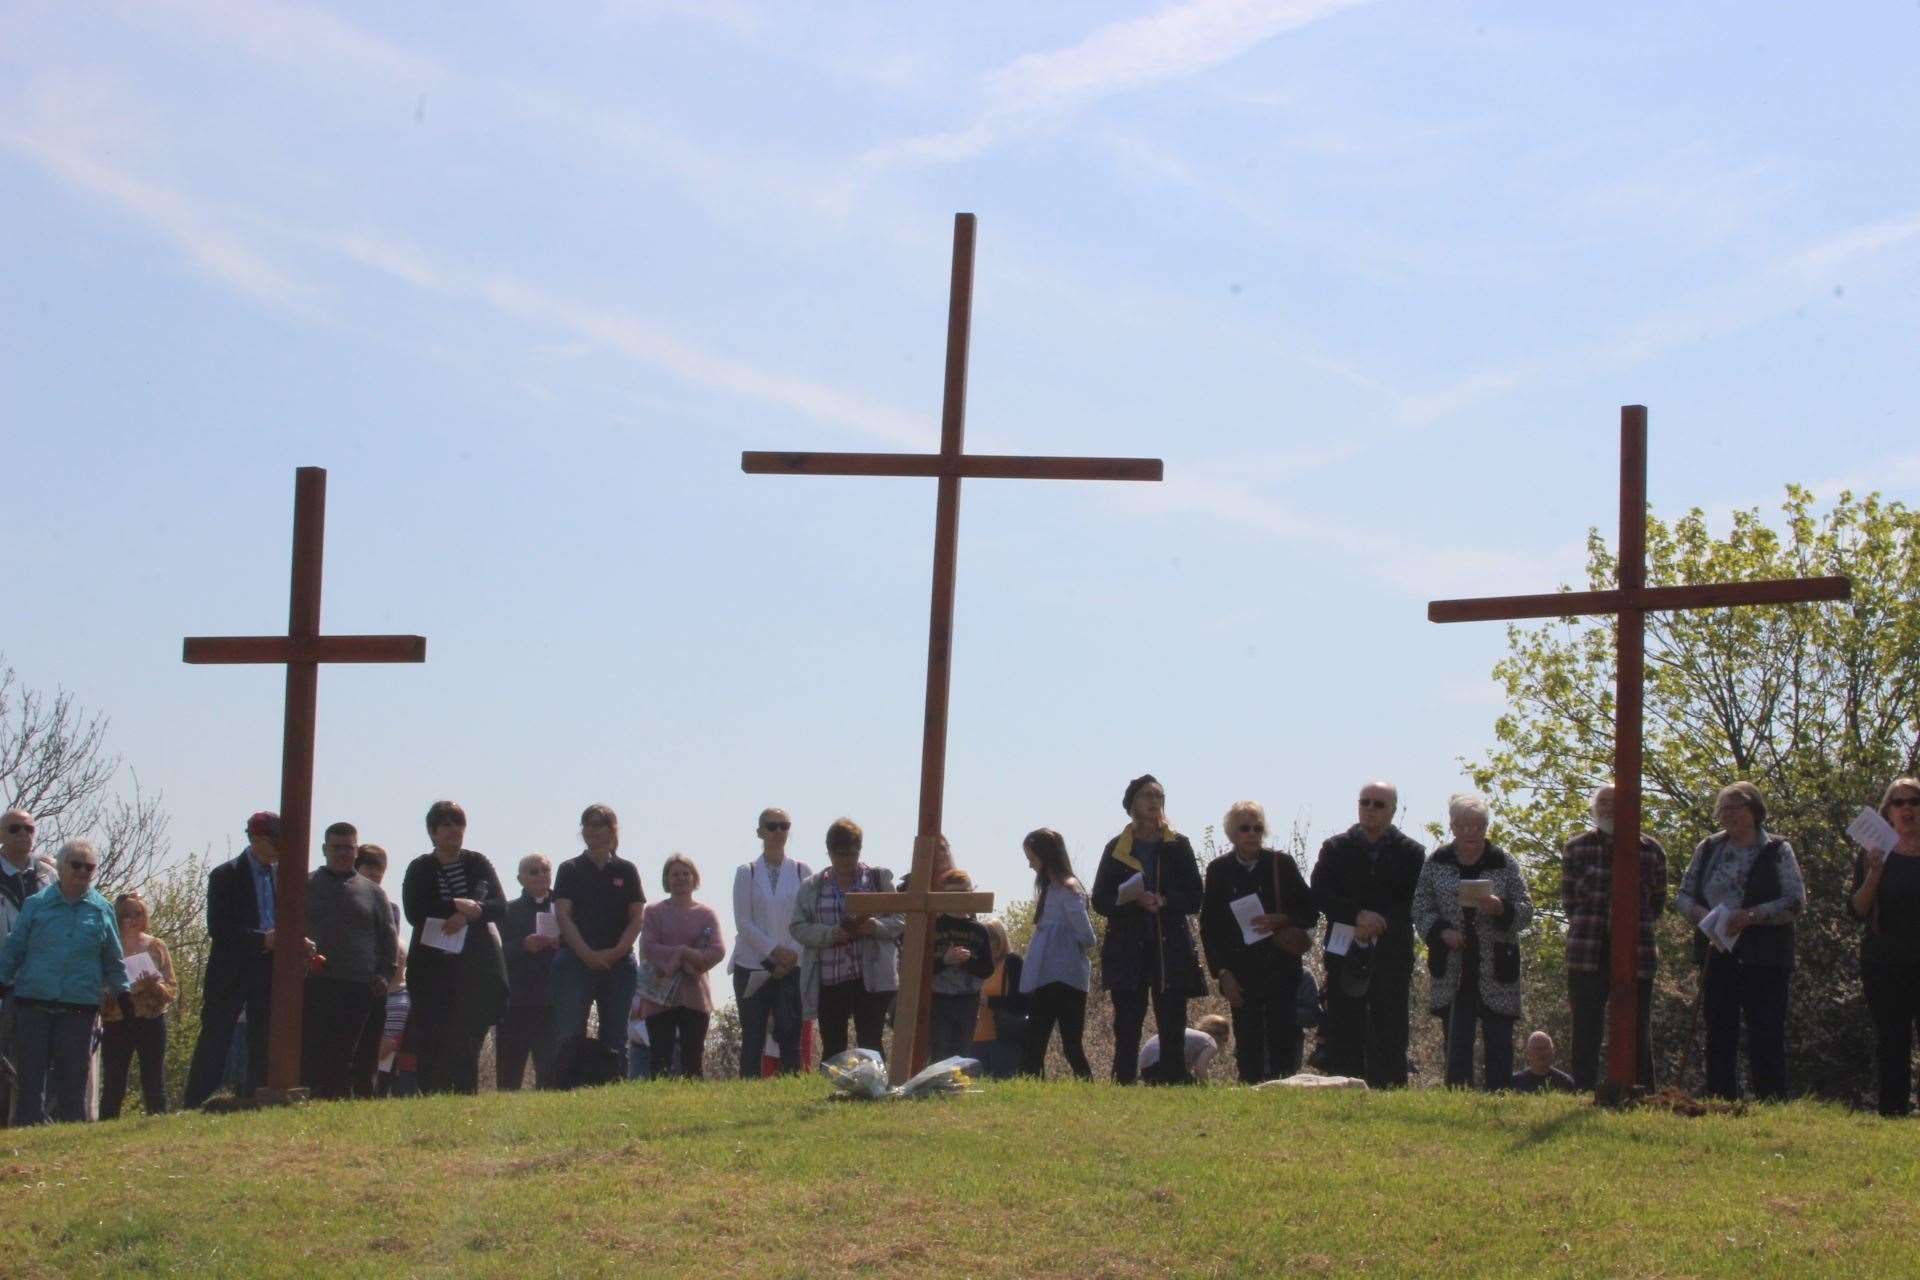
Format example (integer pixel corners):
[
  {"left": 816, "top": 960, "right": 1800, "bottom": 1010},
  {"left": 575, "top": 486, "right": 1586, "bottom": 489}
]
[
  {"left": 845, "top": 890, "right": 995, "bottom": 915},
  {"left": 1426, "top": 575, "right": 1851, "bottom": 625},
  {"left": 742, "top": 451, "right": 1163, "bottom": 482},
  {"left": 183, "top": 635, "right": 428, "bottom": 664}
]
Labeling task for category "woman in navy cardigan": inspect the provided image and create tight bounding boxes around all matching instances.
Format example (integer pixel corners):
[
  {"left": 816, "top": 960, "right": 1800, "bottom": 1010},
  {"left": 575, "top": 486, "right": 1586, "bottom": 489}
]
[
  {"left": 1091, "top": 774, "right": 1206, "bottom": 1084},
  {"left": 401, "top": 800, "right": 509, "bottom": 1094}
]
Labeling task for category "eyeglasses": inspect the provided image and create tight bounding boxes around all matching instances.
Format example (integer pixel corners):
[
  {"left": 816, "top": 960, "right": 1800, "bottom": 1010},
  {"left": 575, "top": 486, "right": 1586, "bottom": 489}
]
[
  {"left": 1359, "top": 799, "right": 1392, "bottom": 810},
  {"left": 1235, "top": 824, "right": 1264, "bottom": 835},
  {"left": 6, "top": 823, "right": 33, "bottom": 835},
  {"left": 763, "top": 821, "right": 791, "bottom": 831},
  {"left": 1890, "top": 797, "right": 1920, "bottom": 809},
  {"left": 68, "top": 861, "right": 98, "bottom": 873}
]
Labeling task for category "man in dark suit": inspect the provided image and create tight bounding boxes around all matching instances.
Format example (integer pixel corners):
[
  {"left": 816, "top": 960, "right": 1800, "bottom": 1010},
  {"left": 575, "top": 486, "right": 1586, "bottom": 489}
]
[
  {"left": 1311, "top": 781, "right": 1427, "bottom": 1088},
  {"left": 183, "top": 812, "right": 282, "bottom": 1108}
]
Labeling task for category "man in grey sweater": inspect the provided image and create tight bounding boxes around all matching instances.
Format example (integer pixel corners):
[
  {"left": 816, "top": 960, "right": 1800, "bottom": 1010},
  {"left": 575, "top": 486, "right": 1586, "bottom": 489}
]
[{"left": 303, "top": 821, "right": 397, "bottom": 1099}]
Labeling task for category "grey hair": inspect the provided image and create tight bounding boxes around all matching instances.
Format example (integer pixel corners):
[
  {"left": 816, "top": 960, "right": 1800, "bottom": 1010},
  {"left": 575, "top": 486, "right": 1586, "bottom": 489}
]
[
  {"left": 1447, "top": 792, "right": 1491, "bottom": 827},
  {"left": 1222, "top": 799, "right": 1267, "bottom": 834},
  {"left": 1589, "top": 784, "right": 1615, "bottom": 819},
  {"left": 58, "top": 838, "right": 99, "bottom": 863}
]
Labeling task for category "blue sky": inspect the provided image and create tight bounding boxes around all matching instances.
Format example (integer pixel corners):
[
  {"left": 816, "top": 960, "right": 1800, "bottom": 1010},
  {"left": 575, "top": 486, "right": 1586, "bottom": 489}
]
[{"left": 4, "top": 1, "right": 1917, "bottom": 913}]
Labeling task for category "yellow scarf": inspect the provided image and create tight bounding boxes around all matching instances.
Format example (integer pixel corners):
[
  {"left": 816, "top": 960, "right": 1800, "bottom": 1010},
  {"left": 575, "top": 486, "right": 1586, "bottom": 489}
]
[{"left": 1111, "top": 822, "right": 1177, "bottom": 873}]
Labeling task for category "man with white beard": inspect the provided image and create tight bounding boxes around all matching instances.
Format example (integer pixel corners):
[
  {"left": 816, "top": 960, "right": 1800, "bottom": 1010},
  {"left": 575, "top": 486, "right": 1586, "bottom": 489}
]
[{"left": 1560, "top": 785, "right": 1668, "bottom": 1091}]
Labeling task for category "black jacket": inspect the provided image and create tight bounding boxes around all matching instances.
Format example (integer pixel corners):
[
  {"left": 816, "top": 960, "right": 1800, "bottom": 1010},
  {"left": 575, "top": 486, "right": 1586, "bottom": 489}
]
[
  {"left": 1091, "top": 831, "right": 1206, "bottom": 996},
  {"left": 204, "top": 852, "right": 274, "bottom": 1000},
  {"left": 1201, "top": 849, "right": 1319, "bottom": 992},
  {"left": 402, "top": 850, "right": 510, "bottom": 1032},
  {"left": 500, "top": 891, "right": 558, "bottom": 1008},
  {"left": 1310, "top": 824, "right": 1427, "bottom": 966},
  {"left": 987, "top": 953, "right": 1030, "bottom": 1041}
]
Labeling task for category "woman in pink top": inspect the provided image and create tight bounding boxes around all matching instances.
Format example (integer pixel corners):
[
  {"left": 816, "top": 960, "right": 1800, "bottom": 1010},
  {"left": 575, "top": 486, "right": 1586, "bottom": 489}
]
[{"left": 639, "top": 854, "right": 726, "bottom": 1079}]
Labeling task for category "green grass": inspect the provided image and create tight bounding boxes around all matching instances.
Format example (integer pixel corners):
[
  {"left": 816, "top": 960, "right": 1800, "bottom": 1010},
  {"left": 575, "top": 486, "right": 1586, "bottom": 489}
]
[{"left": 5, "top": 1080, "right": 1916, "bottom": 1278}]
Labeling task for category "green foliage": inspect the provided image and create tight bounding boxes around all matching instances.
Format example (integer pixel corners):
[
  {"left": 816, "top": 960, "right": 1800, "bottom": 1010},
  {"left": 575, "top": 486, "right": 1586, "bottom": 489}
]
[
  {"left": 9, "top": 1079, "right": 1919, "bottom": 1277},
  {"left": 1467, "top": 487, "right": 1920, "bottom": 1099}
]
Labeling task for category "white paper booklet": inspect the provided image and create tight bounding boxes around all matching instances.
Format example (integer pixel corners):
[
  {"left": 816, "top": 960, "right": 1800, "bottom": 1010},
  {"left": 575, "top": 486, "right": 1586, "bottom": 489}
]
[
  {"left": 1698, "top": 903, "right": 1740, "bottom": 953},
  {"left": 1116, "top": 872, "right": 1145, "bottom": 905},
  {"left": 534, "top": 909, "right": 560, "bottom": 939},
  {"left": 1325, "top": 922, "right": 1355, "bottom": 956},
  {"left": 1457, "top": 879, "right": 1494, "bottom": 907},
  {"left": 1229, "top": 893, "right": 1268, "bottom": 945},
  {"left": 421, "top": 916, "right": 469, "bottom": 954},
  {"left": 124, "top": 950, "right": 162, "bottom": 984},
  {"left": 1848, "top": 806, "right": 1900, "bottom": 856}
]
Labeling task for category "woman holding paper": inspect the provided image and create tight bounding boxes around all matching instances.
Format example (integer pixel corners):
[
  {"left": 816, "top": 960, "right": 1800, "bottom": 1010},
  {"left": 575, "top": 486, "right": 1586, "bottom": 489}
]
[
  {"left": 1200, "top": 800, "right": 1318, "bottom": 1083},
  {"left": 400, "top": 800, "right": 510, "bottom": 1094},
  {"left": 100, "top": 892, "right": 175, "bottom": 1118},
  {"left": 1412, "top": 793, "right": 1532, "bottom": 1090},
  {"left": 1848, "top": 777, "right": 1920, "bottom": 1115},
  {"left": 640, "top": 854, "right": 726, "bottom": 1079},
  {"left": 1091, "top": 775, "right": 1207, "bottom": 1084},
  {"left": 1675, "top": 781, "right": 1805, "bottom": 1101}
]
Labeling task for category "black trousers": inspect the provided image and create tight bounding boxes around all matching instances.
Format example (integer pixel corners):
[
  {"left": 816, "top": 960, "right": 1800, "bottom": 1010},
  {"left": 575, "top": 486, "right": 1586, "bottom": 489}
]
[
  {"left": 645, "top": 1007, "right": 710, "bottom": 1079},
  {"left": 495, "top": 1003, "right": 558, "bottom": 1090},
  {"left": 1568, "top": 968, "right": 1655, "bottom": 1091},
  {"left": 1863, "top": 961, "right": 1920, "bottom": 1116},
  {"left": 100, "top": 1014, "right": 167, "bottom": 1118},
  {"left": 817, "top": 979, "right": 890, "bottom": 1061},
  {"left": 1227, "top": 976, "right": 1302, "bottom": 1084},
  {"left": 303, "top": 978, "right": 374, "bottom": 1101},
  {"left": 407, "top": 994, "right": 483, "bottom": 1095},
  {"left": 349, "top": 995, "right": 386, "bottom": 1099},
  {"left": 1021, "top": 982, "right": 1091, "bottom": 1079},
  {"left": 1324, "top": 957, "right": 1412, "bottom": 1088},
  {"left": 1703, "top": 955, "right": 1790, "bottom": 1101},
  {"left": 1111, "top": 986, "right": 1190, "bottom": 1084},
  {"left": 183, "top": 976, "right": 270, "bottom": 1108}
]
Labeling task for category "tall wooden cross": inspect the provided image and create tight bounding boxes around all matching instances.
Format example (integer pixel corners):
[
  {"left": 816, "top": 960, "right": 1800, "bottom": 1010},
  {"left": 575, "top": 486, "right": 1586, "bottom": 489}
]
[
  {"left": 1427, "top": 405, "right": 1850, "bottom": 1100},
  {"left": 744, "top": 213, "right": 1164, "bottom": 1084},
  {"left": 183, "top": 467, "right": 426, "bottom": 1098}
]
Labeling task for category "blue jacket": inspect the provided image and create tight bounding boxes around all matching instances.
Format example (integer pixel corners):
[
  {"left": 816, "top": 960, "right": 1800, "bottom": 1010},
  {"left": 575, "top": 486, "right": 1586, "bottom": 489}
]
[{"left": 0, "top": 883, "right": 128, "bottom": 1005}]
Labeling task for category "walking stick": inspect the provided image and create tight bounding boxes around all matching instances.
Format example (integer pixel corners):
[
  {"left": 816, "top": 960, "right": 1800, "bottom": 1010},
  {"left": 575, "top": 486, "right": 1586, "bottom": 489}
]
[{"left": 1676, "top": 947, "right": 1712, "bottom": 1090}]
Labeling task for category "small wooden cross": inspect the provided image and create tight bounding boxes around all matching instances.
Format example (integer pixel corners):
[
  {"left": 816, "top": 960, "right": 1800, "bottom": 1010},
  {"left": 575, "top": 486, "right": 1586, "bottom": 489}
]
[
  {"left": 744, "top": 213, "right": 1164, "bottom": 1084},
  {"left": 183, "top": 467, "right": 425, "bottom": 1098},
  {"left": 1428, "top": 405, "right": 1850, "bottom": 1099}
]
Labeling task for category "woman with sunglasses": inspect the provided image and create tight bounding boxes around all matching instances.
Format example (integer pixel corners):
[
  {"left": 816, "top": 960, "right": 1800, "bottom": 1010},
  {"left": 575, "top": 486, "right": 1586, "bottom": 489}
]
[
  {"left": 0, "top": 839, "right": 130, "bottom": 1124},
  {"left": 1200, "top": 801, "right": 1317, "bottom": 1083},
  {"left": 1849, "top": 777, "right": 1920, "bottom": 1115},
  {"left": 1091, "top": 774, "right": 1207, "bottom": 1084},
  {"left": 100, "top": 892, "right": 176, "bottom": 1118}
]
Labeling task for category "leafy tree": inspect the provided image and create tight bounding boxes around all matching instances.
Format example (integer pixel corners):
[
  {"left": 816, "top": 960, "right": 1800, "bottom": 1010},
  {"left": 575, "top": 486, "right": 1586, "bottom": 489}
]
[{"left": 1467, "top": 487, "right": 1920, "bottom": 1100}]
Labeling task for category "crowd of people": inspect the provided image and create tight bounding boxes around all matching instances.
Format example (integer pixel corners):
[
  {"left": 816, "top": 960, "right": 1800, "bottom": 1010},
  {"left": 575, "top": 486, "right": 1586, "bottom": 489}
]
[{"left": 2, "top": 770, "right": 1918, "bottom": 1124}]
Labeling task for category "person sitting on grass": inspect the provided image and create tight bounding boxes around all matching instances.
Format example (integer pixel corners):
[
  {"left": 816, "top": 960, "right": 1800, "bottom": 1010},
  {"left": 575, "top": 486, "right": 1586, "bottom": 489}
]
[
  {"left": 1509, "top": 1029, "right": 1577, "bottom": 1093},
  {"left": 1138, "top": 1013, "right": 1232, "bottom": 1084}
]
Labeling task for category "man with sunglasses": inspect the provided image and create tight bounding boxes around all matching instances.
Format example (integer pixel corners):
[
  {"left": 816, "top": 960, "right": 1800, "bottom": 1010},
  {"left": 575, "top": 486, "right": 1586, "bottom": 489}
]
[
  {"left": 1201, "top": 800, "right": 1318, "bottom": 1083},
  {"left": 0, "top": 839, "right": 129, "bottom": 1124},
  {"left": 0, "top": 808, "right": 57, "bottom": 1124},
  {"left": 1311, "top": 781, "right": 1428, "bottom": 1087},
  {"left": 183, "top": 811, "right": 284, "bottom": 1108},
  {"left": 729, "top": 808, "right": 812, "bottom": 1075}
]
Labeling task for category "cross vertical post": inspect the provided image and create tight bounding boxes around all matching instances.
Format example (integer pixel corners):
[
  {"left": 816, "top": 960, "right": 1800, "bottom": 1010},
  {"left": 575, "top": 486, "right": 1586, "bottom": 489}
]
[
  {"left": 1427, "top": 405, "right": 1850, "bottom": 1100},
  {"left": 184, "top": 467, "right": 426, "bottom": 1097},
  {"left": 743, "top": 213, "right": 1164, "bottom": 1084}
]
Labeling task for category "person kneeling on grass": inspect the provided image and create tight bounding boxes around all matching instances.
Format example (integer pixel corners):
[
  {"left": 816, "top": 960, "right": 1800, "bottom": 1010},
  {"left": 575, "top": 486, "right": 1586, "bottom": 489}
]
[
  {"left": 1509, "top": 1030, "right": 1576, "bottom": 1093},
  {"left": 1138, "top": 1013, "right": 1232, "bottom": 1084}
]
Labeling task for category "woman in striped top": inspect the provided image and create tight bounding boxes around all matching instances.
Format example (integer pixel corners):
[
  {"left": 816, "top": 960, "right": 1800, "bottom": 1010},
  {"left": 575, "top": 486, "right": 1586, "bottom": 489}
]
[{"left": 401, "top": 800, "right": 509, "bottom": 1094}]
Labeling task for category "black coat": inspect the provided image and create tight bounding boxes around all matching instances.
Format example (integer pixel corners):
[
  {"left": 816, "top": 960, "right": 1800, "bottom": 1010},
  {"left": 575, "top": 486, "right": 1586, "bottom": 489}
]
[
  {"left": 500, "top": 891, "right": 557, "bottom": 1009},
  {"left": 1200, "top": 849, "right": 1319, "bottom": 993},
  {"left": 1091, "top": 831, "right": 1207, "bottom": 996},
  {"left": 1310, "top": 824, "right": 1427, "bottom": 967},
  {"left": 203, "top": 852, "right": 273, "bottom": 1000},
  {"left": 402, "top": 851, "right": 510, "bottom": 1034}
]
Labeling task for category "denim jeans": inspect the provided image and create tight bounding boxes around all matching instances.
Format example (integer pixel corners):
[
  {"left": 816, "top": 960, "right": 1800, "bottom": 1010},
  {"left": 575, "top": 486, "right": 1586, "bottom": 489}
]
[
  {"left": 11, "top": 1002, "right": 96, "bottom": 1125},
  {"left": 1443, "top": 998, "right": 1514, "bottom": 1091},
  {"left": 549, "top": 950, "right": 638, "bottom": 1083},
  {"left": 734, "top": 966, "right": 802, "bottom": 1077},
  {"left": 626, "top": 1040, "right": 652, "bottom": 1080}
]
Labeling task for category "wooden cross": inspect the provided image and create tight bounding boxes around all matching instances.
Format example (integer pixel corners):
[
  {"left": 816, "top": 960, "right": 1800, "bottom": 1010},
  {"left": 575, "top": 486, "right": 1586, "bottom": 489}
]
[
  {"left": 744, "top": 213, "right": 1164, "bottom": 1084},
  {"left": 183, "top": 467, "right": 425, "bottom": 1098},
  {"left": 1427, "top": 405, "right": 1849, "bottom": 1100}
]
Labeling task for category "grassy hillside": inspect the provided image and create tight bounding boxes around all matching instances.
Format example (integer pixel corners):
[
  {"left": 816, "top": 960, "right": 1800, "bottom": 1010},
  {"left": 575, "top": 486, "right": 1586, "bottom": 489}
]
[{"left": 6, "top": 1079, "right": 1915, "bottom": 1278}]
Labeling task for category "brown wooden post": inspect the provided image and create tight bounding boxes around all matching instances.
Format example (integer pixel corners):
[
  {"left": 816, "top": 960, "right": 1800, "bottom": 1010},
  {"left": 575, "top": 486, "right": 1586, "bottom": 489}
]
[
  {"left": 1428, "top": 405, "right": 1850, "bottom": 1101},
  {"left": 743, "top": 213, "right": 1164, "bottom": 1085},
  {"left": 184, "top": 466, "right": 426, "bottom": 1100}
]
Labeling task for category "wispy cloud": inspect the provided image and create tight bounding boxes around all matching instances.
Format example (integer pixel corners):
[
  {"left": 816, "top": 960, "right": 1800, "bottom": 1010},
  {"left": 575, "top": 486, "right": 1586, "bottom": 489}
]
[
  {"left": 862, "top": 0, "right": 1373, "bottom": 169},
  {"left": 135, "top": 0, "right": 443, "bottom": 88}
]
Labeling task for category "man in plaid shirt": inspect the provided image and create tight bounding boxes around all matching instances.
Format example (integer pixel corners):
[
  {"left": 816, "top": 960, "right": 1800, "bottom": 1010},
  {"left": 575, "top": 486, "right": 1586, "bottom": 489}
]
[{"left": 1562, "top": 784, "right": 1668, "bottom": 1090}]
